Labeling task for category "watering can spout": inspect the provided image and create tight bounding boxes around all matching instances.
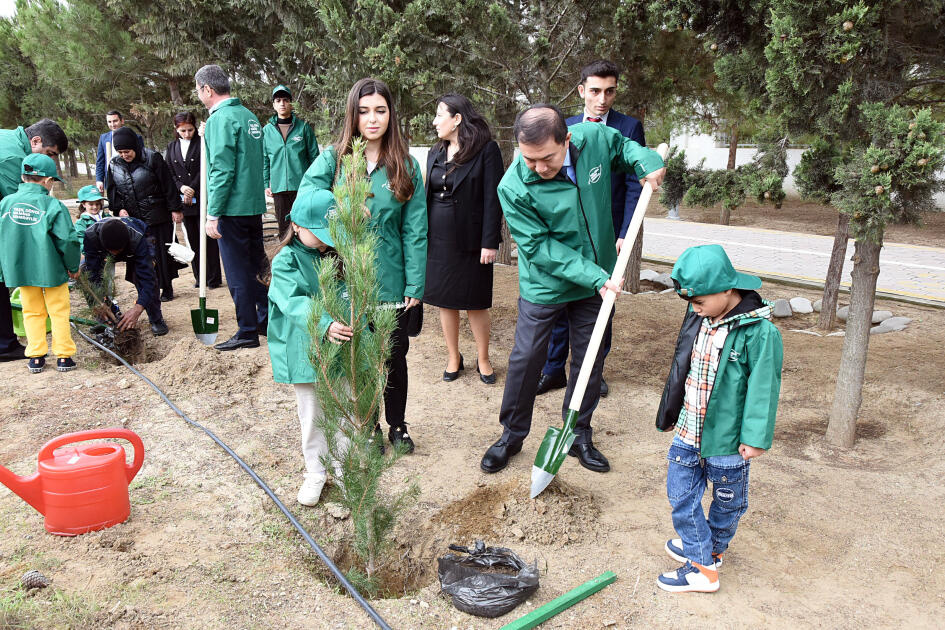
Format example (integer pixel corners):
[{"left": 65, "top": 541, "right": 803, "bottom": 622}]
[{"left": 0, "top": 464, "right": 44, "bottom": 515}]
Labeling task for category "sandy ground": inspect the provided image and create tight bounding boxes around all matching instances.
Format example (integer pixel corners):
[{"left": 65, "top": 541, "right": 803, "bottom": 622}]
[{"left": 1, "top": 253, "right": 944, "bottom": 629}]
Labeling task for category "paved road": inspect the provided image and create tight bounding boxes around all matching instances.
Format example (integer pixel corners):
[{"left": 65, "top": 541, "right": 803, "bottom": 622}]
[{"left": 642, "top": 218, "right": 945, "bottom": 304}]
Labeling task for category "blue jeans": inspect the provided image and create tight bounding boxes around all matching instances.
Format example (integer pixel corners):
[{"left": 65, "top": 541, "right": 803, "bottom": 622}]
[{"left": 666, "top": 436, "right": 750, "bottom": 566}]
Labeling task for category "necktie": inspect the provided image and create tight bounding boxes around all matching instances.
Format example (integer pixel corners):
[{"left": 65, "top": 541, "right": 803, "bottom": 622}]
[{"left": 587, "top": 116, "right": 603, "bottom": 123}]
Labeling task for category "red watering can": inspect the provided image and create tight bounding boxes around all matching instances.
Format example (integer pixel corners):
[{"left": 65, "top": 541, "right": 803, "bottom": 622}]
[{"left": 0, "top": 429, "right": 144, "bottom": 536}]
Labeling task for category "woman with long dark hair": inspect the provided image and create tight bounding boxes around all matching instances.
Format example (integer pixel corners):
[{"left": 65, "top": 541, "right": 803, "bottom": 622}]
[
  {"left": 297, "top": 77, "right": 427, "bottom": 453},
  {"left": 166, "top": 111, "right": 222, "bottom": 288},
  {"left": 424, "top": 93, "right": 503, "bottom": 384}
]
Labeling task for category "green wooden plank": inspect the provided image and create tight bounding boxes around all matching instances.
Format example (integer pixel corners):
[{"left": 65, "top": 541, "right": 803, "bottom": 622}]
[{"left": 499, "top": 571, "right": 617, "bottom": 630}]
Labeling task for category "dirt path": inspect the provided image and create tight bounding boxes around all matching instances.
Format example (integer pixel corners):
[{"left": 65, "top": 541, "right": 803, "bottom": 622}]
[{"left": 1, "top": 262, "right": 943, "bottom": 629}]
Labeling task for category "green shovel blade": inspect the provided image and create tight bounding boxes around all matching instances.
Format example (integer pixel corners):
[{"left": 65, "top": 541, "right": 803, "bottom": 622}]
[
  {"left": 530, "top": 408, "right": 579, "bottom": 498},
  {"left": 191, "top": 296, "right": 218, "bottom": 345}
]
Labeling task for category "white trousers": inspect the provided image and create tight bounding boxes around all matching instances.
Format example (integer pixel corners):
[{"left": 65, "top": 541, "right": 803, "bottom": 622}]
[{"left": 294, "top": 383, "right": 348, "bottom": 478}]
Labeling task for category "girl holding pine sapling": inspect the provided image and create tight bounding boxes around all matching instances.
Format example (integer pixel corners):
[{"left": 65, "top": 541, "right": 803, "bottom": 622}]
[{"left": 298, "top": 77, "right": 427, "bottom": 454}]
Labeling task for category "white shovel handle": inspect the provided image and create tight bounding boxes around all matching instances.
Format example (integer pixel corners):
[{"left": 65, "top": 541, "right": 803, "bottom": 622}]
[
  {"left": 199, "top": 136, "right": 208, "bottom": 299},
  {"left": 566, "top": 143, "right": 669, "bottom": 412}
]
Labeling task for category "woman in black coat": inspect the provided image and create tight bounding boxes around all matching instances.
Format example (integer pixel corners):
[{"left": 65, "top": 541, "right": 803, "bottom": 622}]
[
  {"left": 423, "top": 93, "right": 504, "bottom": 384},
  {"left": 165, "top": 111, "right": 222, "bottom": 289},
  {"left": 108, "top": 126, "right": 183, "bottom": 301}
]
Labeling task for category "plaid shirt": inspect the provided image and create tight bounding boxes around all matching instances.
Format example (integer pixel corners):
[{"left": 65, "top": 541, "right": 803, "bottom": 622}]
[{"left": 675, "top": 306, "right": 770, "bottom": 447}]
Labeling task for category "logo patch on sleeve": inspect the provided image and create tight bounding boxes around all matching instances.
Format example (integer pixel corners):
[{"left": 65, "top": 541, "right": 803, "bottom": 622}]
[{"left": 588, "top": 164, "right": 602, "bottom": 184}]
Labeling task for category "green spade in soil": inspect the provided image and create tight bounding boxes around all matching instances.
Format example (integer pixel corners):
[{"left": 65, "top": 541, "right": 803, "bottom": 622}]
[
  {"left": 531, "top": 143, "right": 669, "bottom": 499},
  {"left": 191, "top": 136, "right": 218, "bottom": 345}
]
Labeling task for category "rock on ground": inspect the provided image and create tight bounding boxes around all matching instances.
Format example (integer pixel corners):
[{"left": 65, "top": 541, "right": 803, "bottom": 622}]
[
  {"left": 653, "top": 272, "right": 674, "bottom": 289},
  {"left": 872, "top": 310, "right": 894, "bottom": 324},
  {"left": 813, "top": 299, "right": 822, "bottom": 312},
  {"left": 639, "top": 269, "right": 659, "bottom": 282},
  {"left": 836, "top": 306, "right": 850, "bottom": 321},
  {"left": 772, "top": 299, "right": 793, "bottom": 318},
  {"left": 871, "top": 316, "right": 912, "bottom": 334},
  {"left": 789, "top": 297, "right": 814, "bottom": 314}
]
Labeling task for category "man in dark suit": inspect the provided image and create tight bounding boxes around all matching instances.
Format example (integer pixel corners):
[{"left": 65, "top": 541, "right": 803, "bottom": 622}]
[
  {"left": 95, "top": 110, "right": 141, "bottom": 194},
  {"left": 536, "top": 60, "right": 645, "bottom": 399}
]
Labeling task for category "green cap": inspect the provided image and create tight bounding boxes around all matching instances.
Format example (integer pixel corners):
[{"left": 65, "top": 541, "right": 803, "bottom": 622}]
[
  {"left": 77, "top": 184, "right": 105, "bottom": 202},
  {"left": 671, "top": 244, "right": 761, "bottom": 298},
  {"left": 21, "top": 153, "right": 62, "bottom": 181},
  {"left": 271, "top": 84, "right": 292, "bottom": 100},
  {"left": 287, "top": 189, "right": 335, "bottom": 247}
]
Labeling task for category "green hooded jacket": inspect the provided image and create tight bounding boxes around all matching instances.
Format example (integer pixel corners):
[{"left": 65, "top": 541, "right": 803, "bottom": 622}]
[
  {"left": 262, "top": 114, "right": 319, "bottom": 194},
  {"left": 0, "top": 182, "right": 80, "bottom": 287},
  {"left": 297, "top": 147, "right": 427, "bottom": 302},
  {"left": 204, "top": 97, "right": 266, "bottom": 217},
  {"left": 267, "top": 238, "right": 340, "bottom": 384},
  {"left": 75, "top": 209, "right": 113, "bottom": 251},
  {"left": 498, "top": 122, "right": 664, "bottom": 304},
  {"left": 656, "top": 293, "right": 784, "bottom": 457},
  {"left": 0, "top": 127, "right": 31, "bottom": 199}
]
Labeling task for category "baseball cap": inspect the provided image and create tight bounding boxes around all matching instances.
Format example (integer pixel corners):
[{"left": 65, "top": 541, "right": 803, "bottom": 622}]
[
  {"left": 21, "top": 153, "right": 62, "bottom": 181},
  {"left": 77, "top": 184, "right": 106, "bottom": 202},
  {"left": 271, "top": 84, "right": 292, "bottom": 100},
  {"left": 671, "top": 244, "right": 761, "bottom": 298},
  {"left": 287, "top": 189, "right": 335, "bottom": 247}
]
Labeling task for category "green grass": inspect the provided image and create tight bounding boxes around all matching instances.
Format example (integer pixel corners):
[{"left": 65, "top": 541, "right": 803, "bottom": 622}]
[
  {"left": 129, "top": 473, "right": 173, "bottom": 505},
  {"left": 0, "top": 587, "right": 101, "bottom": 630}
]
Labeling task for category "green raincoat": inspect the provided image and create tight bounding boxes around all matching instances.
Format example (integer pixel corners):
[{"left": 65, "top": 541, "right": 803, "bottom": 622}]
[
  {"left": 498, "top": 122, "right": 663, "bottom": 304},
  {"left": 0, "top": 182, "right": 80, "bottom": 287},
  {"left": 297, "top": 147, "right": 427, "bottom": 302},
  {"left": 0, "top": 127, "right": 31, "bottom": 199},
  {"left": 204, "top": 97, "right": 266, "bottom": 217},
  {"left": 262, "top": 114, "right": 319, "bottom": 193}
]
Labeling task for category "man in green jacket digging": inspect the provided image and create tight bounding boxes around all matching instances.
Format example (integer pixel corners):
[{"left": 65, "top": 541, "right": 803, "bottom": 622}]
[
  {"left": 263, "top": 84, "right": 319, "bottom": 239},
  {"left": 479, "top": 104, "right": 665, "bottom": 475}
]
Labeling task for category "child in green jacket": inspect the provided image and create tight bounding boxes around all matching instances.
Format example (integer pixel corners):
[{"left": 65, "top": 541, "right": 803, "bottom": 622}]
[
  {"left": 74, "top": 184, "right": 111, "bottom": 252},
  {"left": 0, "top": 154, "right": 81, "bottom": 373},
  {"left": 267, "top": 189, "right": 351, "bottom": 507},
  {"left": 654, "top": 244, "right": 783, "bottom": 593}
]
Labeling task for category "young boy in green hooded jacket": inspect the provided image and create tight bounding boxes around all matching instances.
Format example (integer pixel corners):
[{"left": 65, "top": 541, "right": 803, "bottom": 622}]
[
  {"left": 654, "top": 244, "right": 783, "bottom": 594},
  {"left": 0, "top": 154, "right": 81, "bottom": 373},
  {"left": 74, "top": 184, "right": 112, "bottom": 252}
]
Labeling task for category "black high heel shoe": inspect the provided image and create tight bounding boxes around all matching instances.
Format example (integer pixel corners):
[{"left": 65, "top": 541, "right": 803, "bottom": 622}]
[
  {"left": 443, "top": 354, "right": 464, "bottom": 382},
  {"left": 476, "top": 358, "right": 496, "bottom": 384}
]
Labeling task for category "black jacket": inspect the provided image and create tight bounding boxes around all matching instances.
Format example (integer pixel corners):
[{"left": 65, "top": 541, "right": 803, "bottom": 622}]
[
  {"left": 107, "top": 141, "right": 181, "bottom": 226},
  {"left": 83, "top": 217, "right": 158, "bottom": 309},
  {"left": 425, "top": 139, "right": 504, "bottom": 252},
  {"left": 165, "top": 137, "right": 201, "bottom": 217}
]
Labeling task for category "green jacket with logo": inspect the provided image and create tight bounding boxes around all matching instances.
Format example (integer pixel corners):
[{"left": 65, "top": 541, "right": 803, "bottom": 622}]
[
  {"left": 655, "top": 292, "right": 783, "bottom": 457},
  {"left": 75, "top": 210, "right": 113, "bottom": 251},
  {"left": 267, "top": 239, "right": 341, "bottom": 384},
  {"left": 262, "top": 114, "right": 319, "bottom": 194},
  {"left": 0, "top": 182, "right": 80, "bottom": 287},
  {"left": 204, "top": 97, "right": 266, "bottom": 217},
  {"left": 498, "top": 122, "right": 664, "bottom": 304},
  {"left": 0, "top": 127, "right": 31, "bottom": 199},
  {"left": 297, "top": 147, "right": 427, "bottom": 302}
]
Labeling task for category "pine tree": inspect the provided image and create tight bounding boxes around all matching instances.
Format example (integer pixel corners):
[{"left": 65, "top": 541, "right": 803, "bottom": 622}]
[
  {"left": 307, "top": 139, "right": 418, "bottom": 597},
  {"left": 658, "top": 146, "right": 692, "bottom": 219}
]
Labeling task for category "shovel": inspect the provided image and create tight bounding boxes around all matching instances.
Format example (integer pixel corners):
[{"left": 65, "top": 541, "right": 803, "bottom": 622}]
[
  {"left": 531, "top": 143, "right": 669, "bottom": 499},
  {"left": 190, "top": 135, "right": 218, "bottom": 345}
]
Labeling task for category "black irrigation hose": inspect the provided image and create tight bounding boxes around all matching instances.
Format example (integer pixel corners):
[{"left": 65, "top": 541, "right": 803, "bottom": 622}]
[{"left": 71, "top": 323, "right": 393, "bottom": 630}]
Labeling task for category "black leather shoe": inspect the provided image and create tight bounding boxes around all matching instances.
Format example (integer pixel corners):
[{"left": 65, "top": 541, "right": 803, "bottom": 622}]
[
  {"left": 388, "top": 424, "right": 415, "bottom": 454},
  {"left": 0, "top": 344, "right": 26, "bottom": 362},
  {"left": 480, "top": 438, "right": 522, "bottom": 473},
  {"left": 536, "top": 371, "right": 566, "bottom": 395},
  {"left": 214, "top": 335, "right": 259, "bottom": 351},
  {"left": 568, "top": 442, "right": 610, "bottom": 472},
  {"left": 599, "top": 378, "right": 609, "bottom": 398},
  {"left": 443, "top": 354, "right": 464, "bottom": 382},
  {"left": 257, "top": 317, "right": 268, "bottom": 336},
  {"left": 160, "top": 291, "right": 174, "bottom": 302},
  {"left": 150, "top": 320, "right": 169, "bottom": 336},
  {"left": 476, "top": 359, "right": 496, "bottom": 385}
]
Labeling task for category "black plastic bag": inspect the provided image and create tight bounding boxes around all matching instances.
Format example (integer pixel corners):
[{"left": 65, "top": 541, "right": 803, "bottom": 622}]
[{"left": 438, "top": 540, "right": 539, "bottom": 618}]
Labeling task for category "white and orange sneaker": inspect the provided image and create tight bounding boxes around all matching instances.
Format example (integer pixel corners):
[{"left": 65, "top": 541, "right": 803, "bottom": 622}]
[
  {"left": 664, "top": 539, "right": 723, "bottom": 568},
  {"left": 657, "top": 560, "right": 720, "bottom": 593}
]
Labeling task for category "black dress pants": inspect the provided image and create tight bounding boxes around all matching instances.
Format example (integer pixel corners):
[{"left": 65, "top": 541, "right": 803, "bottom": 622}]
[
  {"left": 0, "top": 283, "right": 24, "bottom": 354},
  {"left": 183, "top": 214, "right": 222, "bottom": 287},
  {"left": 272, "top": 191, "right": 298, "bottom": 240},
  {"left": 216, "top": 215, "right": 269, "bottom": 339},
  {"left": 382, "top": 306, "right": 411, "bottom": 427}
]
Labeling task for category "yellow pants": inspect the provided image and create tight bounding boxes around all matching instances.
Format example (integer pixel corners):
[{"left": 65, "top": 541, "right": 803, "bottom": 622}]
[{"left": 19, "top": 284, "right": 76, "bottom": 359}]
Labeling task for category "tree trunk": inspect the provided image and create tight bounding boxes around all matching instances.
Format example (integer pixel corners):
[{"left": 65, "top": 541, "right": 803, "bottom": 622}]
[
  {"left": 825, "top": 238, "right": 882, "bottom": 447},
  {"left": 496, "top": 218, "right": 513, "bottom": 265},
  {"left": 726, "top": 124, "right": 738, "bottom": 170},
  {"left": 81, "top": 150, "right": 91, "bottom": 179},
  {"left": 719, "top": 204, "right": 731, "bottom": 225},
  {"left": 818, "top": 213, "right": 850, "bottom": 330},
  {"left": 168, "top": 78, "right": 183, "bottom": 106},
  {"left": 66, "top": 149, "right": 79, "bottom": 177},
  {"left": 623, "top": 227, "right": 643, "bottom": 293}
]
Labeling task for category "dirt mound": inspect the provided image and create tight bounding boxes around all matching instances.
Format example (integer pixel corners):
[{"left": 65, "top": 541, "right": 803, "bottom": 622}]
[{"left": 141, "top": 337, "right": 270, "bottom": 395}]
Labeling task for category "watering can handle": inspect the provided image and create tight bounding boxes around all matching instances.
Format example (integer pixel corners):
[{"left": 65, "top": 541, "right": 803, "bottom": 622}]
[{"left": 38, "top": 429, "right": 145, "bottom": 483}]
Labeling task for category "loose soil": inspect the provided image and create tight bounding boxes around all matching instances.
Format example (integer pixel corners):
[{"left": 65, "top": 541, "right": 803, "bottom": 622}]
[
  {"left": 678, "top": 198, "right": 945, "bottom": 247},
  {"left": 1, "top": 255, "right": 943, "bottom": 629}
]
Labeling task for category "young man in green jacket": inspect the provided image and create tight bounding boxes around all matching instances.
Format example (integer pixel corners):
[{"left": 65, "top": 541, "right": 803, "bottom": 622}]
[
  {"left": 0, "top": 154, "right": 80, "bottom": 373},
  {"left": 654, "top": 244, "right": 783, "bottom": 593},
  {"left": 263, "top": 84, "right": 319, "bottom": 239},
  {"left": 480, "top": 104, "right": 665, "bottom": 475},
  {"left": 195, "top": 64, "right": 268, "bottom": 351},
  {"left": 0, "top": 118, "right": 69, "bottom": 361}
]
